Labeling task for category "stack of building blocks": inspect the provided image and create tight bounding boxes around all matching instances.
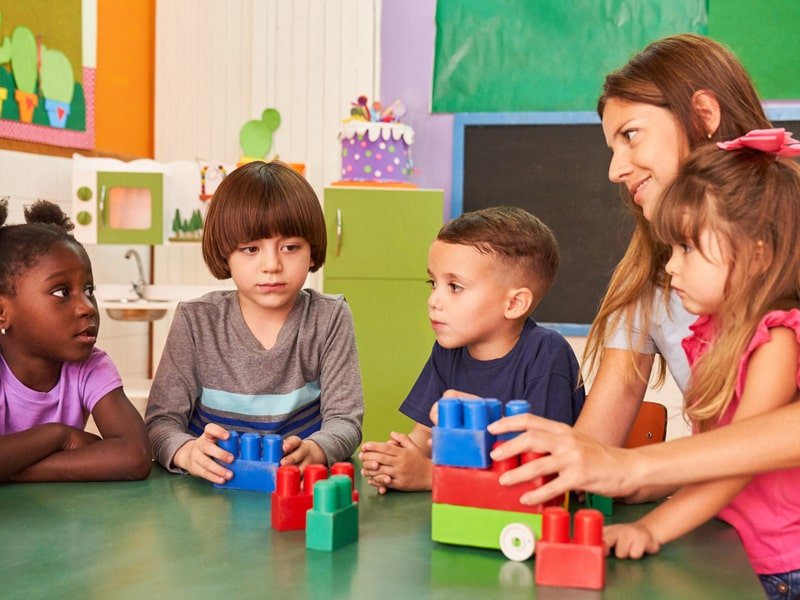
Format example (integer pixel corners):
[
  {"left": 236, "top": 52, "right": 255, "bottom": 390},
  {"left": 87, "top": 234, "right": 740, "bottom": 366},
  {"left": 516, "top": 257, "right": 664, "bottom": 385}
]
[
  {"left": 534, "top": 507, "right": 605, "bottom": 590},
  {"left": 431, "top": 398, "right": 564, "bottom": 561},
  {"left": 305, "top": 474, "right": 359, "bottom": 551},
  {"left": 271, "top": 462, "right": 359, "bottom": 531},
  {"left": 214, "top": 431, "right": 282, "bottom": 492}
]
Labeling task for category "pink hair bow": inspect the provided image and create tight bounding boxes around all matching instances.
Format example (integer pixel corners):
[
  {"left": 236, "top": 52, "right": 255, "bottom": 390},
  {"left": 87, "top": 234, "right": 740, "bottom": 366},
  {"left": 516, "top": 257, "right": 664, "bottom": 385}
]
[{"left": 717, "top": 128, "right": 800, "bottom": 157}]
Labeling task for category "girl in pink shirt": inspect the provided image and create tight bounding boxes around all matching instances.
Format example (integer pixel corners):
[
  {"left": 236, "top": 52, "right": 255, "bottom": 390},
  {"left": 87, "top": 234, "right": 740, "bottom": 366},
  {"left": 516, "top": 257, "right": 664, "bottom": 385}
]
[
  {"left": 602, "top": 129, "right": 800, "bottom": 598},
  {"left": 0, "top": 199, "right": 151, "bottom": 482}
]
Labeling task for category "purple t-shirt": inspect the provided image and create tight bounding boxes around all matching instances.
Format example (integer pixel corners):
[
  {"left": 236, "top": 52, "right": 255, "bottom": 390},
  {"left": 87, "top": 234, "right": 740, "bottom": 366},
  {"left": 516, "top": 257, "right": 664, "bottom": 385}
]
[{"left": 0, "top": 347, "right": 123, "bottom": 434}]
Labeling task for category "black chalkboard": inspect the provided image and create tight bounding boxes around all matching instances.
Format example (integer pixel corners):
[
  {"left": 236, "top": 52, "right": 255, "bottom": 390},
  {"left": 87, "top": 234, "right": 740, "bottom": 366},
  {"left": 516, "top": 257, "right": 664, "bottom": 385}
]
[{"left": 462, "top": 120, "right": 800, "bottom": 325}]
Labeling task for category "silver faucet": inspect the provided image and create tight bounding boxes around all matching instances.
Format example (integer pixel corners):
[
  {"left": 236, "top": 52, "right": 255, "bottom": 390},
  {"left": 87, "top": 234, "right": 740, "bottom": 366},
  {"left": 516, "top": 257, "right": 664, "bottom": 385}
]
[{"left": 125, "top": 249, "right": 147, "bottom": 299}]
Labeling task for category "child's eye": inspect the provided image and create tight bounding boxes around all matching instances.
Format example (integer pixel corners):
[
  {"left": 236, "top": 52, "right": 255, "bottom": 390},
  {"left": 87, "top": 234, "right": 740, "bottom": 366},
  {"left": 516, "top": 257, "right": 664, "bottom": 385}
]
[
  {"left": 426, "top": 279, "right": 435, "bottom": 289},
  {"left": 51, "top": 287, "right": 68, "bottom": 299},
  {"left": 85, "top": 285, "right": 96, "bottom": 298},
  {"left": 622, "top": 129, "right": 638, "bottom": 142},
  {"left": 681, "top": 243, "right": 693, "bottom": 254},
  {"left": 239, "top": 245, "right": 258, "bottom": 254},
  {"left": 448, "top": 283, "right": 463, "bottom": 293},
  {"left": 281, "top": 244, "right": 301, "bottom": 252}
]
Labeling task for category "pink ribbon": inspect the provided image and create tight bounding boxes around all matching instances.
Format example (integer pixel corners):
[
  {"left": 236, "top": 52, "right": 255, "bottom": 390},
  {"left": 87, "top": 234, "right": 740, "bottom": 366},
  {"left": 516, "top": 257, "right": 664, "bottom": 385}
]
[{"left": 717, "top": 128, "right": 800, "bottom": 157}]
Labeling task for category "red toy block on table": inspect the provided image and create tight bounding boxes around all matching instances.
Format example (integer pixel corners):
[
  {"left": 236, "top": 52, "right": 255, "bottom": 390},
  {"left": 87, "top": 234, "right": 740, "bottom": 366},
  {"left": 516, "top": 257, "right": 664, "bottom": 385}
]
[
  {"left": 534, "top": 507, "right": 606, "bottom": 590},
  {"left": 271, "top": 462, "right": 359, "bottom": 532},
  {"left": 432, "top": 445, "right": 562, "bottom": 513}
]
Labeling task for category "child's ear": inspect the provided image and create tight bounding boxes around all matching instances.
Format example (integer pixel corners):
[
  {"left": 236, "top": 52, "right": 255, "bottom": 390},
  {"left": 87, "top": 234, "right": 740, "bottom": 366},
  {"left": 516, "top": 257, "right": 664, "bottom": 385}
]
[
  {"left": 504, "top": 287, "right": 534, "bottom": 320},
  {"left": 692, "top": 90, "right": 721, "bottom": 138}
]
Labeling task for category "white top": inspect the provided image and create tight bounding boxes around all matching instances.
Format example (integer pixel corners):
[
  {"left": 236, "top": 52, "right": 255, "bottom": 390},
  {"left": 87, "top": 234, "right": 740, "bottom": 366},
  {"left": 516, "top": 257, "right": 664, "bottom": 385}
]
[{"left": 606, "top": 288, "right": 695, "bottom": 393}]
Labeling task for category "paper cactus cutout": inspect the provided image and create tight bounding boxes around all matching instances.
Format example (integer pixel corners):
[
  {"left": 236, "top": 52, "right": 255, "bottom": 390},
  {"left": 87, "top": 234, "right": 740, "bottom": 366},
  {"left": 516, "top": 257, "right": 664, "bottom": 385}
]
[
  {"left": 0, "top": 15, "right": 11, "bottom": 64},
  {"left": 40, "top": 45, "right": 75, "bottom": 103},
  {"left": 240, "top": 108, "right": 281, "bottom": 158},
  {"left": 10, "top": 26, "right": 37, "bottom": 93}
]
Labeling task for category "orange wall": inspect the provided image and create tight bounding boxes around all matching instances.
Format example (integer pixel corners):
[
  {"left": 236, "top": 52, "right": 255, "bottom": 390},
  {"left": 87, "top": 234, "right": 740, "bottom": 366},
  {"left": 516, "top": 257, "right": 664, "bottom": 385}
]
[{"left": 95, "top": 0, "right": 155, "bottom": 158}]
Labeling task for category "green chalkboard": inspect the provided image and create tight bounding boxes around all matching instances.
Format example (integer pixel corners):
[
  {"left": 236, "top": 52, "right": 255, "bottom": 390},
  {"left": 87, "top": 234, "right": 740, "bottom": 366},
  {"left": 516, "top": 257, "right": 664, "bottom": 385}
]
[{"left": 432, "top": 0, "right": 707, "bottom": 113}]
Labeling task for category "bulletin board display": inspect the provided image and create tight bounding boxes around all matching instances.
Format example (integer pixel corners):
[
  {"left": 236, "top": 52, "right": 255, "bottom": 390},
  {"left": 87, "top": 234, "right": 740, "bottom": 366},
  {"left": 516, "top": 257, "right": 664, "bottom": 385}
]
[
  {"left": 432, "top": 0, "right": 707, "bottom": 113},
  {"left": 708, "top": 0, "right": 800, "bottom": 101},
  {"left": 0, "top": 0, "right": 95, "bottom": 149},
  {"left": 454, "top": 114, "right": 800, "bottom": 328}
]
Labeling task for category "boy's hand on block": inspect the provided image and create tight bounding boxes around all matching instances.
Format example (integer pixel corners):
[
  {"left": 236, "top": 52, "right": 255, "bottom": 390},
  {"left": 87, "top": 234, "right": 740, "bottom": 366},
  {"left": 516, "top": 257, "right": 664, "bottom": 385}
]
[
  {"left": 430, "top": 389, "right": 481, "bottom": 425},
  {"left": 280, "top": 436, "right": 326, "bottom": 470},
  {"left": 173, "top": 423, "right": 234, "bottom": 485},
  {"left": 604, "top": 521, "right": 661, "bottom": 560}
]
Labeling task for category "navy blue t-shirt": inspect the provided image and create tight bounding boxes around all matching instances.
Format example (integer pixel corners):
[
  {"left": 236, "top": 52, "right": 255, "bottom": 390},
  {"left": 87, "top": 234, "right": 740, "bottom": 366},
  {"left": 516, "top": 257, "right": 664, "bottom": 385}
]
[{"left": 400, "top": 319, "right": 585, "bottom": 427}]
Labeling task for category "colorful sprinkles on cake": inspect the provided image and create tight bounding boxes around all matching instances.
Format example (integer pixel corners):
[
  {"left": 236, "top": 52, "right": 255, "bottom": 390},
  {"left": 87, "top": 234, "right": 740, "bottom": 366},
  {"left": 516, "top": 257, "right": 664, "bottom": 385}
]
[{"left": 339, "top": 95, "right": 414, "bottom": 184}]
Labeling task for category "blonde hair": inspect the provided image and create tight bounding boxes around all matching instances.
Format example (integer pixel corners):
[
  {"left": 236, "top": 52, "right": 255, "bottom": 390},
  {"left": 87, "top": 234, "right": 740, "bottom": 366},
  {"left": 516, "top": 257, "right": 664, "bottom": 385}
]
[
  {"left": 653, "top": 144, "right": 800, "bottom": 430},
  {"left": 585, "top": 34, "right": 771, "bottom": 386}
]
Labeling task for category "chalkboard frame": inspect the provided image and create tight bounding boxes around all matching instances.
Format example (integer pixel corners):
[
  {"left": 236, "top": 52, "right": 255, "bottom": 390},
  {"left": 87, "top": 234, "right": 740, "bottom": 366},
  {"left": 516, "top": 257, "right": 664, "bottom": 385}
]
[{"left": 451, "top": 106, "right": 800, "bottom": 336}]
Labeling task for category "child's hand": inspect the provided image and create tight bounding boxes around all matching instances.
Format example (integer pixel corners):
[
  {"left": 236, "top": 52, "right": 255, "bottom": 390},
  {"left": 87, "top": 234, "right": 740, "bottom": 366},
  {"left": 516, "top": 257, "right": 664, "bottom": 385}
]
[
  {"left": 281, "top": 436, "right": 326, "bottom": 469},
  {"left": 172, "top": 423, "right": 234, "bottom": 484},
  {"left": 604, "top": 522, "right": 661, "bottom": 559},
  {"left": 359, "top": 438, "right": 401, "bottom": 494},
  {"left": 60, "top": 426, "right": 101, "bottom": 451},
  {"left": 360, "top": 432, "right": 432, "bottom": 493}
]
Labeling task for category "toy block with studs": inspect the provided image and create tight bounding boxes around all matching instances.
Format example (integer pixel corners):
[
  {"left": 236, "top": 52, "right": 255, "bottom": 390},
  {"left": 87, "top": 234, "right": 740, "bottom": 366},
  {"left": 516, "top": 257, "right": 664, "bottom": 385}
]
[
  {"left": 306, "top": 474, "right": 358, "bottom": 551},
  {"left": 432, "top": 445, "right": 564, "bottom": 513},
  {"left": 432, "top": 397, "right": 504, "bottom": 469},
  {"left": 214, "top": 431, "right": 281, "bottom": 492},
  {"left": 534, "top": 507, "right": 606, "bottom": 590},
  {"left": 271, "top": 462, "right": 359, "bottom": 531}
]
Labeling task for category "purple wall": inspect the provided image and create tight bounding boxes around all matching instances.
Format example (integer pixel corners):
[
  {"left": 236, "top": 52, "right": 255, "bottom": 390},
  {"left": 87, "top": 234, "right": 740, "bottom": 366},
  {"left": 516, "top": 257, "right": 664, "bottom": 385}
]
[{"left": 380, "top": 0, "right": 453, "bottom": 218}]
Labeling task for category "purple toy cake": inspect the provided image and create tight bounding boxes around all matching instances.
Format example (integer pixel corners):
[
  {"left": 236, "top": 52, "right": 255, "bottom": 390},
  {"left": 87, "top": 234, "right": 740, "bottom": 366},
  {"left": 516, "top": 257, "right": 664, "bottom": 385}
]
[{"left": 338, "top": 96, "right": 414, "bottom": 185}]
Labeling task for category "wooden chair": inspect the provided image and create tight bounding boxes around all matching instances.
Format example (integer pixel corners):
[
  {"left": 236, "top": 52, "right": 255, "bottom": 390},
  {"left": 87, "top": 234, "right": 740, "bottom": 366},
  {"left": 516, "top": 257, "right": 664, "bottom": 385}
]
[{"left": 624, "top": 401, "right": 668, "bottom": 449}]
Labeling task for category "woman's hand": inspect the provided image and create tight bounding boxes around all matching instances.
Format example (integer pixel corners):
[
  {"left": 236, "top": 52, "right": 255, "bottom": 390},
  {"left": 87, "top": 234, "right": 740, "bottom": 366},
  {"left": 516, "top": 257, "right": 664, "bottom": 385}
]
[{"left": 487, "top": 414, "right": 639, "bottom": 505}]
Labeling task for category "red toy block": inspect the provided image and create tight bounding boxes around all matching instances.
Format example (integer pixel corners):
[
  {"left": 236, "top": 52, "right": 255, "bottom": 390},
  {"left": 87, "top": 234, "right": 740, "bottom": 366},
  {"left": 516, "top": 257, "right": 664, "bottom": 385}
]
[
  {"left": 271, "top": 462, "right": 359, "bottom": 531},
  {"left": 271, "top": 464, "right": 328, "bottom": 531},
  {"left": 534, "top": 507, "right": 605, "bottom": 590},
  {"left": 432, "top": 445, "right": 562, "bottom": 514}
]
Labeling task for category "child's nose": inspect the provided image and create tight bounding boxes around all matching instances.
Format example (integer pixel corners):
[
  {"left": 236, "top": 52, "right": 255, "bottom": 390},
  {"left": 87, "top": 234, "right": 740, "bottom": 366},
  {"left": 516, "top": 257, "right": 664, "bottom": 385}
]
[
  {"left": 427, "top": 288, "right": 440, "bottom": 310},
  {"left": 260, "top": 250, "right": 281, "bottom": 272},
  {"left": 77, "top": 295, "right": 98, "bottom": 317}
]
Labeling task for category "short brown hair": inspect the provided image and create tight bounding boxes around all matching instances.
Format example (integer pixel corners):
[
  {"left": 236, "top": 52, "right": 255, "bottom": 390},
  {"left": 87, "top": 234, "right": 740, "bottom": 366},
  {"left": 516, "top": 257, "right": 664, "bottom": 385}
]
[
  {"left": 437, "top": 206, "right": 559, "bottom": 298},
  {"left": 202, "top": 161, "right": 326, "bottom": 279}
]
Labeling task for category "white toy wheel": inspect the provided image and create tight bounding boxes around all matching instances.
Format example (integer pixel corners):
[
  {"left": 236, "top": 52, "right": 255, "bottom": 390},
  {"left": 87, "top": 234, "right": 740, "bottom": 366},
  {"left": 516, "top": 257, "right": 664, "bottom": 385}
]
[{"left": 499, "top": 523, "right": 536, "bottom": 562}]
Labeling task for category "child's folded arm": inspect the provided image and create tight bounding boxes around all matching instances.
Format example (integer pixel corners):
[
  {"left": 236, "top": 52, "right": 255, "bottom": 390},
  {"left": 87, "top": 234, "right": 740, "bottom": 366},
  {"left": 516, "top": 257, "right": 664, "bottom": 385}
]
[{"left": 10, "top": 389, "right": 151, "bottom": 482}]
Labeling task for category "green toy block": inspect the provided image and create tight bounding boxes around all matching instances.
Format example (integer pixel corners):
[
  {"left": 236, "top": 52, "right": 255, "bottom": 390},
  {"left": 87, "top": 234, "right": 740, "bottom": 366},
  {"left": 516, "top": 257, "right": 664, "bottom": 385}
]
[
  {"left": 306, "top": 475, "right": 358, "bottom": 551},
  {"left": 431, "top": 503, "right": 542, "bottom": 551},
  {"left": 585, "top": 493, "right": 613, "bottom": 516}
]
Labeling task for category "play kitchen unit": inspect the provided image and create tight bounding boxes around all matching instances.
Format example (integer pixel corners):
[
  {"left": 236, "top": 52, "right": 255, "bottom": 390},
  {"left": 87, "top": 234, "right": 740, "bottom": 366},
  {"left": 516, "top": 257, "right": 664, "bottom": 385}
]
[{"left": 71, "top": 154, "right": 235, "bottom": 246}]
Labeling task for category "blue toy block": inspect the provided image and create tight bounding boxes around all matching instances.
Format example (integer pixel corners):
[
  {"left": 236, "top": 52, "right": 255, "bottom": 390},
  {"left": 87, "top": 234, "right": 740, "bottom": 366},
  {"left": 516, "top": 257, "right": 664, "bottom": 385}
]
[
  {"left": 213, "top": 431, "right": 282, "bottom": 492},
  {"left": 497, "top": 399, "right": 532, "bottom": 441},
  {"left": 432, "top": 398, "right": 531, "bottom": 468},
  {"left": 306, "top": 475, "right": 359, "bottom": 551}
]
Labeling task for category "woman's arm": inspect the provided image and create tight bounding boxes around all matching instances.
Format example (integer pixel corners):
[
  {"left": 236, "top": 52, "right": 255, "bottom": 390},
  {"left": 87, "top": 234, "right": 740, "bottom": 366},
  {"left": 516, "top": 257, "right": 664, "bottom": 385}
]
[
  {"left": 489, "top": 327, "right": 800, "bottom": 504},
  {"left": 10, "top": 389, "right": 152, "bottom": 482},
  {"left": 605, "top": 325, "right": 799, "bottom": 558},
  {"left": 575, "top": 348, "right": 653, "bottom": 446}
]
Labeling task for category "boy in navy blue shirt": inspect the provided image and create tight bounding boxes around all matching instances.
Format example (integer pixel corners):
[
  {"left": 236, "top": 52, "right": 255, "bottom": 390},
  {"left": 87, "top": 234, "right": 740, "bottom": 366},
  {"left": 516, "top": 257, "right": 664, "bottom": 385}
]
[{"left": 359, "top": 206, "right": 585, "bottom": 493}]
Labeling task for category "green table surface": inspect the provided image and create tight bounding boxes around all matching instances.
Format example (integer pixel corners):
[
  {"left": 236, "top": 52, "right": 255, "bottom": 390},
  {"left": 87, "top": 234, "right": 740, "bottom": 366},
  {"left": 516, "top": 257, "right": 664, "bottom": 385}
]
[{"left": 1, "top": 465, "right": 763, "bottom": 599}]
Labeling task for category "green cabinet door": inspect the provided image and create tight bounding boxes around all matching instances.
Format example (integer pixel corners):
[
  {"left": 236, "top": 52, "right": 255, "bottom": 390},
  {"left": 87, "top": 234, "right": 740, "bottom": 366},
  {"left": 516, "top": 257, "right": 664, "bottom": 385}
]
[
  {"left": 323, "top": 186, "right": 444, "bottom": 446},
  {"left": 324, "top": 187, "right": 443, "bottom": 280},
  {"left": 324, "top": 278, "right": 435, "bottom": 445}
]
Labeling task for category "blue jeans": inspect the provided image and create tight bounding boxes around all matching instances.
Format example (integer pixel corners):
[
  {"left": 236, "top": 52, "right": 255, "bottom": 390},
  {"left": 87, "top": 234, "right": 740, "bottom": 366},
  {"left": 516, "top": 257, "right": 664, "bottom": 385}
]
[{"left": 760, "top": 569, "right": 800, "bottom": 600}]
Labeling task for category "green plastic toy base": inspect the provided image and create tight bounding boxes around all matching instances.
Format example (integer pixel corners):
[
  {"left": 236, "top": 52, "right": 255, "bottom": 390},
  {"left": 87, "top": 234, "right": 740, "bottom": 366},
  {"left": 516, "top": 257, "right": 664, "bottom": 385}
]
[{"left": 431, "top": 503, "right": 542, "bottom": 551}]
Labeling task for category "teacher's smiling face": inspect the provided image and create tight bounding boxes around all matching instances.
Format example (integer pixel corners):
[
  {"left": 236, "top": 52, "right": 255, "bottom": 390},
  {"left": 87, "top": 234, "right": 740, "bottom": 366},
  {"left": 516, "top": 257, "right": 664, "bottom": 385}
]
[{"left": 602, "top": 98, "right": 689, "bottom": 222}]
